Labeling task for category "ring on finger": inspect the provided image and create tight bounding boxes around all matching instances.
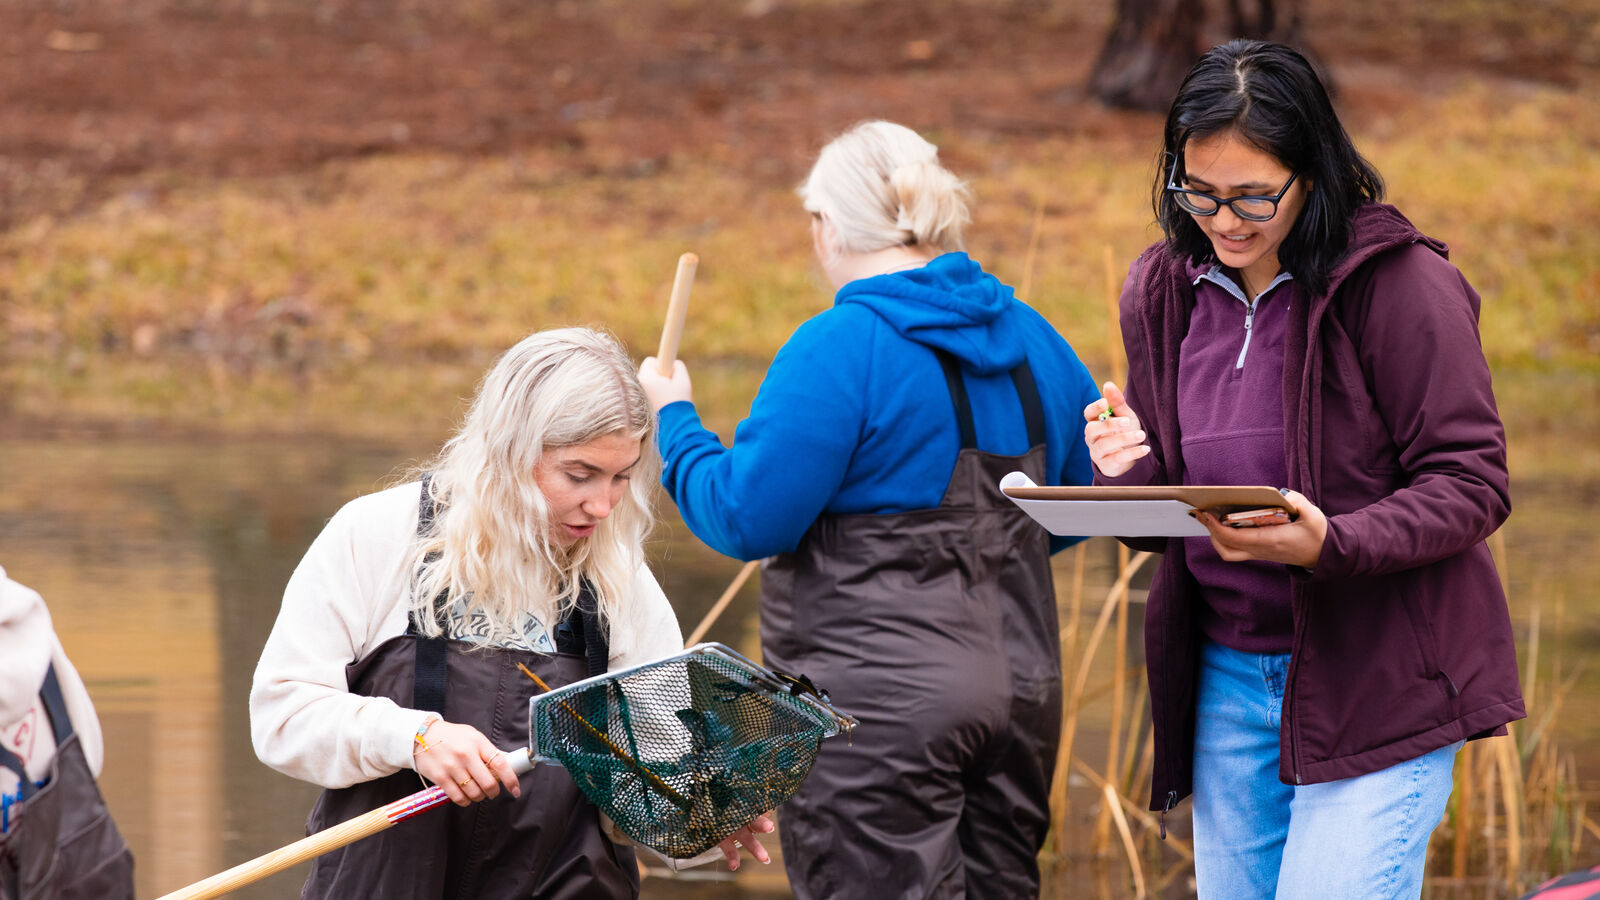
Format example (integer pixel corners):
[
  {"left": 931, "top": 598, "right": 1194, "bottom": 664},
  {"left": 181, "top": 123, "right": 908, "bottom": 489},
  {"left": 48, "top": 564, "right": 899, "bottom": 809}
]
[{"left": 458, "top": 778, "right": 472, "bottom": 788}]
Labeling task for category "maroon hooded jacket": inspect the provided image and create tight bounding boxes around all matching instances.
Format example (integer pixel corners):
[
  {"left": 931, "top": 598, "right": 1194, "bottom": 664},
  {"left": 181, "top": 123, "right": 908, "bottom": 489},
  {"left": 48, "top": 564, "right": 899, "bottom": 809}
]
[{"left": 1104, "top": 203, "right": 1525, "bottom": 813}]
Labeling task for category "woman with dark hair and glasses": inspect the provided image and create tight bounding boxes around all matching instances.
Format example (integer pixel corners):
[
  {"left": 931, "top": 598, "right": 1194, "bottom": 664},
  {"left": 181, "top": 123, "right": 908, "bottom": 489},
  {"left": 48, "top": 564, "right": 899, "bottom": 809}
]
[{"left": 1083, "top": 40, "right": 1523, "bottom": 898}]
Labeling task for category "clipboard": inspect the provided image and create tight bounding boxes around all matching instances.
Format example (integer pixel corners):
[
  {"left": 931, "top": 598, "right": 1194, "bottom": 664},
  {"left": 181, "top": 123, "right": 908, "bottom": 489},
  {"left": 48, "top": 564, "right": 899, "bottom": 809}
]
[{"left": 999, "top": 471, "right": 1293, "bottom": 537}]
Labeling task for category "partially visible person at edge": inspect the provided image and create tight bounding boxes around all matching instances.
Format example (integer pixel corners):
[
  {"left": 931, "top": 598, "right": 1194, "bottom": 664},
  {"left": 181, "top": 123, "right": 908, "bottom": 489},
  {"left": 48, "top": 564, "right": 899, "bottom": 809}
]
[
  {"left": 638, "top": 120, "right": 1100, "bottom": 899},
  {"left": 1, "top": 565, "right": 135, "bottom": 899},
  {"left": 250, "top": 328, "right": 772, "bottom": 899},
  {"left": 1083, "top": 40, "right": 1524, "bottom": 899}
]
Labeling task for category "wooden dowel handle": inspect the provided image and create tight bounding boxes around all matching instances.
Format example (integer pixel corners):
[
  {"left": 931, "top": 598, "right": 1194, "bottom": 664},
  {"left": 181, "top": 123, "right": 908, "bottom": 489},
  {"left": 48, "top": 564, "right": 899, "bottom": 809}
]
[
  {"left": 155, "top": 749, "right": 533, "bottom": 900},
  {"left": 655, "top": 252, "right": 698, "bottom": 375},
  {"left": 156, "top": 806, "right": 395, "bottom": 900},
  {"left": 684, "top": 559, "right": 760, "bottom": 647}
]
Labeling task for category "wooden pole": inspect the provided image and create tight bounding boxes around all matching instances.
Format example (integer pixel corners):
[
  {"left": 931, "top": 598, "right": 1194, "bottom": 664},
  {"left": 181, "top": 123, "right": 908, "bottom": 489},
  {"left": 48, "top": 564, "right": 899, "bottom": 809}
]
[
  {"left": 684, "top": 559, "right": 760, "bottom": 647},
  {"left": 649, "top": 251, "right": 759, "bottom": 652},
  {"left": 655, "top": 252, "right": 698, "bottom": 375},
  {"left": 155, "top": 749, "right": 534, "bottom": 900}
]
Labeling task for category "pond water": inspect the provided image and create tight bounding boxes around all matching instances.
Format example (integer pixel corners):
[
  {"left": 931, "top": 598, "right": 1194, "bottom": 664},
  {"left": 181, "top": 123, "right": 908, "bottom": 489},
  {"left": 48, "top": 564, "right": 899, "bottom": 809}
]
[{"left": 1, "top": 371, "right": 1595, "bottom": 898}]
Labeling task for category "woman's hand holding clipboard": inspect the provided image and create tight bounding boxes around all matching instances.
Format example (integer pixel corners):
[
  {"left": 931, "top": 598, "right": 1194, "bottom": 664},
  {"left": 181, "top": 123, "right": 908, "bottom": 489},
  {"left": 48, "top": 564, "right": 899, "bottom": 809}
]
[{"left": 1191, "top": 489, "right": 1327, "bottom": 569}]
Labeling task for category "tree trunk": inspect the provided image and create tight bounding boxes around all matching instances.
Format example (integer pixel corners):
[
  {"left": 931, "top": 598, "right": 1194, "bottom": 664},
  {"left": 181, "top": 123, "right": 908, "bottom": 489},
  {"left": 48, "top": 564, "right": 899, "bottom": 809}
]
[
  {"left": 1087, "top": 0, "right": 1206, "bottom": 112},
  {"left": 1216, "top": 0, "right": 1331, "bottom": 95},
  {"left": 1224, "top": 0, "right": 1302, "bottom": 44}
]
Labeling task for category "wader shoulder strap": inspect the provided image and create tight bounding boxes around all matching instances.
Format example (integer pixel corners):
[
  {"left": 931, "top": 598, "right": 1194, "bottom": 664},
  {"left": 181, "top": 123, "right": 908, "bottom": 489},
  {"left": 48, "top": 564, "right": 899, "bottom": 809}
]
[
  {"left": 933, "top": 349, "right": 978, "bottom": 451},
  {"left": 932, "top": 349, "right": 1047, "bottom": 451},
  {"left": 410, "top": 475, "right": 450, "bottom": 716},
  {"left": 409, "top": 477, "right": 610, "bottom": 712},
  {"left": 553, "top": 579, "right": 610, "bottom": 679},
  {"left": 1009, "top": 360, "right": 1046, "bottom": 448}
]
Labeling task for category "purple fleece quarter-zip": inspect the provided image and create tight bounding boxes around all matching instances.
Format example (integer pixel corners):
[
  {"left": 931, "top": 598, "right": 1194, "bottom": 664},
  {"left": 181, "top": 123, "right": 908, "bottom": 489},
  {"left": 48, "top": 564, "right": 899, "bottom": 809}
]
[
  {"left": 1176, "top": 267, "right": 1297, "bottom": 653},
  {"left": 1104, "top": 203, "right": 1524, "bottom": 813}
]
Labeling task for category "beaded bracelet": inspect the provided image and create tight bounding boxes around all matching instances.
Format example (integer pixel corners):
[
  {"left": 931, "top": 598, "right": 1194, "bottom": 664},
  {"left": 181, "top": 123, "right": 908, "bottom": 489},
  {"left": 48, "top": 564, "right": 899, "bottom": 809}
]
[{"left": 413, "top": 713, "right": 443, "bottom": 754}]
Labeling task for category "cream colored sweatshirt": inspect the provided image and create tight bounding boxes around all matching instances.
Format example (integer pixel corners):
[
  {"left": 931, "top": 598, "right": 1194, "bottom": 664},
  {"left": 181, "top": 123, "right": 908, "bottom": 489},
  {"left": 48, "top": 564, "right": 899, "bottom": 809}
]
[
  {"left": 0, "top": 566, "right": 105, "bottom": 797},
  {"left": 249, "top": 482, "right": 684, "bottom": 790}
]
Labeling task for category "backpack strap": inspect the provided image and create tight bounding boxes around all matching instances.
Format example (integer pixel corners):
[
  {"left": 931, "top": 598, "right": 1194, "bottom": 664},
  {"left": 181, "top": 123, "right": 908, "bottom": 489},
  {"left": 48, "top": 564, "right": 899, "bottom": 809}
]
[
  {"left": 39, "top": 666, "right": 72, "bottom": 747},
  {"left": 0, "top": 663, "right": 70, "bottom": 804}
]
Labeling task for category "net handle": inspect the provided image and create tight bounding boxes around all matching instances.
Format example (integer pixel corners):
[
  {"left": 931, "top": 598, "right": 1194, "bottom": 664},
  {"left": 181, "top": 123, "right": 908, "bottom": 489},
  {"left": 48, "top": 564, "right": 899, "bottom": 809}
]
[{"left": 154, "top": 749, "right": 533, "bottom": 899}]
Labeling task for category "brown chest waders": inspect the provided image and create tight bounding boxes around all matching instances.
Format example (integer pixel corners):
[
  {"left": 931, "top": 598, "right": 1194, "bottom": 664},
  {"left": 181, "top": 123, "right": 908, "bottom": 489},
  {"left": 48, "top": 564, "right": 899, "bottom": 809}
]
[
  {"left": 298, "top": 482, "right": 636, "bottom": 900},
  {"left": 761, "top": 350, "right": 1061, "bottom": 900},
  {"left": 0, "top": 665, "right": 135, "bottom": 900}
]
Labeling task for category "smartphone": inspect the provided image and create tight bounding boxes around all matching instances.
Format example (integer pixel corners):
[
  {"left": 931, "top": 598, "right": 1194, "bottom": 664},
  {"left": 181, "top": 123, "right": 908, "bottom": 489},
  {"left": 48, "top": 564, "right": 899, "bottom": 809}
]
[{"left": 1220, "top": 507, "right": 1294, "bottom": 528}]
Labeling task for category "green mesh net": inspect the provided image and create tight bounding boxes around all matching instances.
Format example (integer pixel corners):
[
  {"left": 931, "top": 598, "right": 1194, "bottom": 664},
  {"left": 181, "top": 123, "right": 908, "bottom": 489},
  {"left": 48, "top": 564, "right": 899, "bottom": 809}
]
[{"left": 528, "top": 643, "right": 854, "bottom": 859}]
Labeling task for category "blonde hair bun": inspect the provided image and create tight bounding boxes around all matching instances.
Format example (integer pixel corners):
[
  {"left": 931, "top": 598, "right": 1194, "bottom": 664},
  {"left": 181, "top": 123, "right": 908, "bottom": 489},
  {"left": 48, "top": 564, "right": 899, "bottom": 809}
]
[{"left": 800, "top": 120, "right": 970, "bottom": 255}]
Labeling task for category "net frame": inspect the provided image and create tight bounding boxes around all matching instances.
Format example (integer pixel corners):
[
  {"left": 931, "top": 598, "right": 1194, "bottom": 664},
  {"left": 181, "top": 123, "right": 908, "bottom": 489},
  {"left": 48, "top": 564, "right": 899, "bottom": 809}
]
[{"left": 528, "top": 642, "right": 854, "bottom": 859}]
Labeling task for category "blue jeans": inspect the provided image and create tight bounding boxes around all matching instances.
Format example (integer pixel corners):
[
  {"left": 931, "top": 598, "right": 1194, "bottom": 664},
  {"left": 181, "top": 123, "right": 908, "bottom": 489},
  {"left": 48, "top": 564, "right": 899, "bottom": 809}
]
[{"left": 1191, "top": 641, "right": 1462, "bottom": 900}]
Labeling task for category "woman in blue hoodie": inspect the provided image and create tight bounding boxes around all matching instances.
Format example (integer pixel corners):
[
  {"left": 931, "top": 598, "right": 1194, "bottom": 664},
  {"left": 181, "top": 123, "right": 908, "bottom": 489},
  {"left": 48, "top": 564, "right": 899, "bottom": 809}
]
[{"left": 639, "top": 120, "right": 1100, "bottom": 900}]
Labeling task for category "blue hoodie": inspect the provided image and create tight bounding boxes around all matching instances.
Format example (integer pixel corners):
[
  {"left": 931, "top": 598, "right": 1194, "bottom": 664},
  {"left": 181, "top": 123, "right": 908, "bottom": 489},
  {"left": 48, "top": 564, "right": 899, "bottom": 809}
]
[{"left": 657, "top": 252, "right": 1101, "bottom": 560}]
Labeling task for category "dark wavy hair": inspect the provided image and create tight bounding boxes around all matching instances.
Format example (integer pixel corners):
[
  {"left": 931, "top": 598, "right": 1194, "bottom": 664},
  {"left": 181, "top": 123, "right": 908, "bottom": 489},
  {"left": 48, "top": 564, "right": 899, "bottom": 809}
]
[{"left": 1155, "top": 40, "right": 1384, "bottom": 296}]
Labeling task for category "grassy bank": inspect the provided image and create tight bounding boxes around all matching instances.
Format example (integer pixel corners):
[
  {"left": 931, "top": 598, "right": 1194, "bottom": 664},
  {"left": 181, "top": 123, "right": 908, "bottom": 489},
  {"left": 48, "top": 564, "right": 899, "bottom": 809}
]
[{"left": 2, "top": 79, "right": 1594, "bottom": 438}]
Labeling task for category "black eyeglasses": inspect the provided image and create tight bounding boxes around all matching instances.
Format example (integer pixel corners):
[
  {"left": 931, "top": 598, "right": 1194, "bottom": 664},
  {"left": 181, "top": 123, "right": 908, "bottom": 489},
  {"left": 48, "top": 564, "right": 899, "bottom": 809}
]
[{"left": 1165, "top": 156, "right": 1299, "bottom": 222}]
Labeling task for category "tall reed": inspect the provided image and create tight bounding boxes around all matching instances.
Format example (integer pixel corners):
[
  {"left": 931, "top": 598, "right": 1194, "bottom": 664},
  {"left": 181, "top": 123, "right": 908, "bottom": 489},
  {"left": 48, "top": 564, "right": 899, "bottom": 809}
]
[
  {"left": 1040, "top": 536, "right": 1591, "bottom": 899},
  {"left": 1423, "top": 532, "right": 1592, "bottom": 899}
]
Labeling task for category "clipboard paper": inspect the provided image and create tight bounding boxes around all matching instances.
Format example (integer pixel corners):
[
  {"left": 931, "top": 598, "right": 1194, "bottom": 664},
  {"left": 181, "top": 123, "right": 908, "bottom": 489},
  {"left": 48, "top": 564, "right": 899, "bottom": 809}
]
[{"left": 999, "top": 472, "right": 1292, "bottom": 538}]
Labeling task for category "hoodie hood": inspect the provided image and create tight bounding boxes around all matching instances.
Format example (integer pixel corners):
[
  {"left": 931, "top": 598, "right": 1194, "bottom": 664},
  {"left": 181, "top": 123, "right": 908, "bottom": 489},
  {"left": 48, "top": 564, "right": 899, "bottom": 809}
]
[
  {"left": 833, "top": 252, "right": 1026, "bottom": 375},
  {"left": 1328, "top": 202, "right": 1445, "bottom": 288}
]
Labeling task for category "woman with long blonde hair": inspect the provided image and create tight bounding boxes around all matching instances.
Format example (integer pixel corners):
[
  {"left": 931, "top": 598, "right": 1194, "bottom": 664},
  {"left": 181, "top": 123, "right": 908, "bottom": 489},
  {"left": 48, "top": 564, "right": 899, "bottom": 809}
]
[{"left": 251, "top": 327, "right": 768, "bottom": 899}]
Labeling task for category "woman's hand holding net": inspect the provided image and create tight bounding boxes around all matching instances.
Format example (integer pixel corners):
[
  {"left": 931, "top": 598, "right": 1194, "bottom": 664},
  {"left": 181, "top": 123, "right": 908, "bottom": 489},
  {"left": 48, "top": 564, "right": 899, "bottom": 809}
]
[{"left": 412, "top": 719, "right": 523, "bottom": 805}]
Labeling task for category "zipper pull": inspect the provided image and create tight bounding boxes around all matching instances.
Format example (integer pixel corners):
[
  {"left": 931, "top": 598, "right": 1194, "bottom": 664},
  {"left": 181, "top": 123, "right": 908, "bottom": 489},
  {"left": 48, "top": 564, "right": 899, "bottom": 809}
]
[
  {"left": 1159, "top": 790, "right": 1177, "bottom": 839},
  {"left": 1236, "top": 302, "right": 1258, "bottom": 369}
]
